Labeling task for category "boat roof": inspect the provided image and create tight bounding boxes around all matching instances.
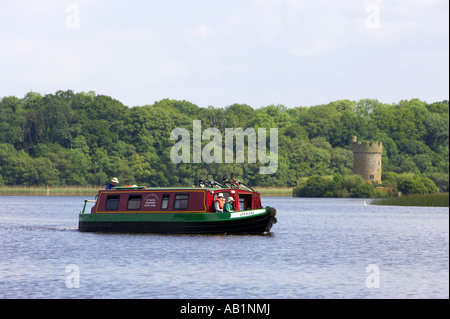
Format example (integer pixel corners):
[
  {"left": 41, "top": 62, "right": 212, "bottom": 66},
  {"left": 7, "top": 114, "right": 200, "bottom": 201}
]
[{"left": 108, "top": 186, "right": 258, "bottom": 193}]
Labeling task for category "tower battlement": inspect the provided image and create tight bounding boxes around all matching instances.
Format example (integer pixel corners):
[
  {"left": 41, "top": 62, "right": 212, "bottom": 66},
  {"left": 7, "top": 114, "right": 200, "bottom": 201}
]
[{"left": 350, "top": 139, "right": 383, "bottom": 154}]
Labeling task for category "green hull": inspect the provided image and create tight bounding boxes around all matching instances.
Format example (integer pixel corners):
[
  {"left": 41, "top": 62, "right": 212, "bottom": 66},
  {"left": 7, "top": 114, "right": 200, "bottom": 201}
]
[{"left": 79, "top": 207, "right": 277, "bottom": 234}]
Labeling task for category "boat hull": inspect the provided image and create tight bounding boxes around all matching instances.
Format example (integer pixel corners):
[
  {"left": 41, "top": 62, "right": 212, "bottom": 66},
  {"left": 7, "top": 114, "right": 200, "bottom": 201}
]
[{"left": 78, "top": 208, "right": 277, "bottom": 234}]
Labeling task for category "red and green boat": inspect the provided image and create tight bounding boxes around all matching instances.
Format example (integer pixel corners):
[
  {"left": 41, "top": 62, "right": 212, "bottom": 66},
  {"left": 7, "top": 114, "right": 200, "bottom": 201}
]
[{"left": 78, "top": 179, "right": 277, "bottom": 234}]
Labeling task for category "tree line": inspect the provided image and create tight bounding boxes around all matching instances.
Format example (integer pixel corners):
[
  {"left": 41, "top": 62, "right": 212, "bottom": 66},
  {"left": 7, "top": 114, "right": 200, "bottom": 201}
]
[{"left": 0, "top": 90, "right": 448, "bottom": 195}]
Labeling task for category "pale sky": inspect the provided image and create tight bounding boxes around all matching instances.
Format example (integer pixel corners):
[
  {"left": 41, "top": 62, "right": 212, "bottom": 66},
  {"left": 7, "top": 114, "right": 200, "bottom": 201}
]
[{"left": 0, "top": 0, "right": 448, "bottom": 108}]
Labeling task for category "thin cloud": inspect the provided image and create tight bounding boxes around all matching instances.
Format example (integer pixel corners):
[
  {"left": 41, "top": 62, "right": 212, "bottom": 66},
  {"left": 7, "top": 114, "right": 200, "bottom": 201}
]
[{"left": 0, "top": 0, "right": 448, "bottom": 107}]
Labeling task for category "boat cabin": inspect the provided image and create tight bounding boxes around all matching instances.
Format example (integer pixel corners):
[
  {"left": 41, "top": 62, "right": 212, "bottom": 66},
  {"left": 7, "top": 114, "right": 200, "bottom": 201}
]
[{"left": 90, "top": 187, "right": 263, "bottom": 214}]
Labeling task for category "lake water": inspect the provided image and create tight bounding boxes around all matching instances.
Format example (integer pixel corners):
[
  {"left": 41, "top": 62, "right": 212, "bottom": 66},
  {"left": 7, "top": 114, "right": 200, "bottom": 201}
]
[{"left": 0, "top": 196, "right": 448, "bottom": 299}]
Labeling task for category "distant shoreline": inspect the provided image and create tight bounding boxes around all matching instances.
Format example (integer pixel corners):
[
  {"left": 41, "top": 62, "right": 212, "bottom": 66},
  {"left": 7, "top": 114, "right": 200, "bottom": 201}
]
[
  {"left": 0, "top": 186, "right": 294, "bottom": 197},
  {"left": 2, "top": 187, "right": 448, "bottom": 207}
]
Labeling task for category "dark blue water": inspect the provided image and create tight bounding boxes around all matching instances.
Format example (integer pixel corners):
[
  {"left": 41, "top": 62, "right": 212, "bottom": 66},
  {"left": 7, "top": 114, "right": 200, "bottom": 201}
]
[{"left": 0, "top": 196, "right": 448, "bottom": 299}]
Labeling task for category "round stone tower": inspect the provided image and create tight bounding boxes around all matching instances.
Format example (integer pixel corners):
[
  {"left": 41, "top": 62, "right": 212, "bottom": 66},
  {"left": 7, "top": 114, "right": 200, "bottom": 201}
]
[{"left": 350, "top": 136, "right": 382, "bottom": 183}]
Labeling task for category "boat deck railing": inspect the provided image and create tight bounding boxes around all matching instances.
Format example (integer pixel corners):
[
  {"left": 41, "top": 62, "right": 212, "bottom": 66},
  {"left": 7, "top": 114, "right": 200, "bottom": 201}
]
[{"left": 81, "top": 199, "right": 97, "bottom": 214}]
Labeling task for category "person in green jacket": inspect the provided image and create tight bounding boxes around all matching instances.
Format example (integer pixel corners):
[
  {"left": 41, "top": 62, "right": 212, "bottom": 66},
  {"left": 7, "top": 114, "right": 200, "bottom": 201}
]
[{"left": 224, "top": 197, "right": 235, "bottom": 212}]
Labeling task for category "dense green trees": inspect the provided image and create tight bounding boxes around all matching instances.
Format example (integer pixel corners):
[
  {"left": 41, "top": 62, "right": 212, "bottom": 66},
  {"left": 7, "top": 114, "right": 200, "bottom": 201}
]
[{"left": 0, "top": 90, "right": 448, "bottom": 196}]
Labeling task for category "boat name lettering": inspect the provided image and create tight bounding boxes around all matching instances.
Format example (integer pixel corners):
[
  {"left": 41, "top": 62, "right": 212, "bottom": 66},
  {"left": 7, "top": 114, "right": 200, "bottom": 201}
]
[
  {"left": 240, "top": 211, "right": 255, "bottom": 217},
  {"left": 230, "top": 209, "right": 265, "bottom": 218}
]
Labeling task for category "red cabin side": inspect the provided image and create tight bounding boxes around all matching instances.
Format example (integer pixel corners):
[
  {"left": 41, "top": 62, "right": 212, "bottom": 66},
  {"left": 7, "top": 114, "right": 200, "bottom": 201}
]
[
  {"left": 92, "top": 189, "right": 208, "bottom": 213},
  {"left": 90, "top": 188, "right": 262, "bottom": 214}
]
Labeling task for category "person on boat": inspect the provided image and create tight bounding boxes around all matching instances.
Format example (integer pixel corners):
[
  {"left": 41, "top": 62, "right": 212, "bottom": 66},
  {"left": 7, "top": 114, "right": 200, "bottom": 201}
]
[
  {"left": 224, "top": 197, "right": 235, "bottom": 213},
  {"left": 106, "top": 177, "right": 119, "bottom": 190},
  {"left": 214, "top": 193, "right": 226, "bottom": 213}
]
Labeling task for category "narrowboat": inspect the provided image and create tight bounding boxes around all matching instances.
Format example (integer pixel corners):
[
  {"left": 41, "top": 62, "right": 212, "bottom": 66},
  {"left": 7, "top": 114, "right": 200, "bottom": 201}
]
[{"left": 78, "top": 179, "right": 277, "bottom": 234}]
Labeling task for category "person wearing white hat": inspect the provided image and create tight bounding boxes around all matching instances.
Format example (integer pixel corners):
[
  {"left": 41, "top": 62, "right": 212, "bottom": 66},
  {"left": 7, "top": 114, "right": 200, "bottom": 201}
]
[
  {"left": 106, "top": 177, "right": 119, "bottom": 190},
  {"left": 224, "top": 197, "right": 235, "bottom": 213},
  {"left": 214, "top": 193, "right": 226, "bottom": 213}
]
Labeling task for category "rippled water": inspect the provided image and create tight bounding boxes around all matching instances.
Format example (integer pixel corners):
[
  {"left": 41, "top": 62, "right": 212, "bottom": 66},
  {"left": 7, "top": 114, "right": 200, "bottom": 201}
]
[{"left": 0, "top": 196, "right": 448, "bottom": 299}]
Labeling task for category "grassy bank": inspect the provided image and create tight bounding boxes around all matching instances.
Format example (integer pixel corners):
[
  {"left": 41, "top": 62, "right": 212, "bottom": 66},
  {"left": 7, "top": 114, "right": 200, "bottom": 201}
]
[
  {"left": 373, "top": 193, "right": 449, "bottom": 207},
  {"left": 0, "top": 186, "right": 102, "bottom": 196}
]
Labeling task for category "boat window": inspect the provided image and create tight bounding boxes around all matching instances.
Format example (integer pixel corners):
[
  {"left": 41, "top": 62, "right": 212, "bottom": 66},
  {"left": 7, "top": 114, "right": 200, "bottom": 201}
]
[
  {"left": 127, "top": 195, "right": 142, "bottom": 210},
  {"left": 161, "top": 194, "right": 170, "bottom": 210},
  {"left": 238, "top": 194, "right": 252, "bottom": 211},
  {"left": 173, "top": 194, "right": 189, "bottom": 209},
  {"left": 106, "top": 195, "right": 120, "bottom": 210},
  {"left": 239, "top": 197, "right": 245, "bottom": 210}
]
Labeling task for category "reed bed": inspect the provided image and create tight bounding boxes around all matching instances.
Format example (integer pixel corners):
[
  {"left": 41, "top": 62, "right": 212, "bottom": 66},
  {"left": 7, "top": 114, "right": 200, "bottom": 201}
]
[
  {"left": 0, "top": 186, "right": 102, "bottom": 196},
  {"left": 373, "top": 193, "right": 449, "bottom": 207},
  {"left": 254, "top": 187, "right": 293, "bottom": 197},
  {"left": 0, "top": 186, "right": 294, "bottom": 197}
]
